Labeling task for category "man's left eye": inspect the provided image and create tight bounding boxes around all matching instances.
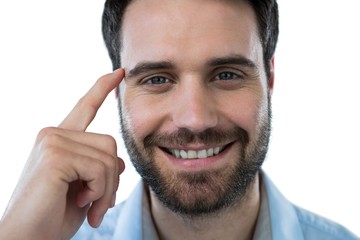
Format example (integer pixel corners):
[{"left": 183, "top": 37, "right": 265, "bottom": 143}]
[{"left": 216, "top": 72, "right": 239, "bottom": 80}]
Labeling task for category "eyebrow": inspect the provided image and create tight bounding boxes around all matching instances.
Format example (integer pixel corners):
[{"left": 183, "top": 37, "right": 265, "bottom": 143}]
[
  {"left": 206, "top": 54, "right": 257, "bottom": 69},
  {"left": 127, "top": 61, "right": 175, "bottom": 79},
  {"left": 126, "top": 54, "right": 257, "bottom": 79}
]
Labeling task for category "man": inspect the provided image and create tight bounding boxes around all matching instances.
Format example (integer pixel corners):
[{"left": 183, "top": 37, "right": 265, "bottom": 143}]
[{"left": 0, "top": 0, "right": 358, "bottom": 239}]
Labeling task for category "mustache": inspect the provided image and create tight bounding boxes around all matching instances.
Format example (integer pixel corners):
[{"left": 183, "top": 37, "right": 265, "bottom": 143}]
[{"left": 143, "top": 127, "right": 249, "bottom": 148}]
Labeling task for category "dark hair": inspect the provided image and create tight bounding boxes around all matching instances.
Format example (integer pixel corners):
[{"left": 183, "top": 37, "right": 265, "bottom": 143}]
[{"left": 102, "top": 0, "right": 279, "bottom": 79}]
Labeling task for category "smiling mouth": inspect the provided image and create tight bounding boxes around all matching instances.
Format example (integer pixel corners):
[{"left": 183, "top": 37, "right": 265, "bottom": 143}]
[{"left": 161, "top": 144, "right": 231, "bottom": 159}]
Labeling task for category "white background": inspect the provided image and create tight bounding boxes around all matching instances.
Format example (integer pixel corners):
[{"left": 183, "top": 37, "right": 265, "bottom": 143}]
[{"left": 0, "top": 0, "right": 359, "bottom": 236}]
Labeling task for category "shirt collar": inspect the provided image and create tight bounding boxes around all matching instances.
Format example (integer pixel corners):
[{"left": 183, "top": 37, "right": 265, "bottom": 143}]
[
  {"left": 112, "top": 181, "right": 144, "bottom": 240},
  {"left": 253, "top": 173, "right": 272, "bottom": 240},
  {"left": 260, "top": 171, "right": 304, "bottom": 240}
]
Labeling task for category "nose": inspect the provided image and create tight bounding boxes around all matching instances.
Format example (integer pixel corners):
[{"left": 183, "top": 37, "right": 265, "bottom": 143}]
[{"left": 172, "top": 79, "right": 218, "bottom": 133}]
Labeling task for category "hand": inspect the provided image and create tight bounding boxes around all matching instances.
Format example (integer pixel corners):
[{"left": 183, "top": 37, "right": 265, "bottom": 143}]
[{"left": 0, "top": 69, "right": 125, "bottom": 239}]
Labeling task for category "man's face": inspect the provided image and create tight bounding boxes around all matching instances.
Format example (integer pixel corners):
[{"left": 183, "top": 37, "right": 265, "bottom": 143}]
[{"left": 119, "top": 0, "right": 273, "bottom": 216}]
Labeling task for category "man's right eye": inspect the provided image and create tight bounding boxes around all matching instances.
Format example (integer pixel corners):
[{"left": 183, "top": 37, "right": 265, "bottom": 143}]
[{"left": 146, "top": 76, "right": 169, "bottom": 84}]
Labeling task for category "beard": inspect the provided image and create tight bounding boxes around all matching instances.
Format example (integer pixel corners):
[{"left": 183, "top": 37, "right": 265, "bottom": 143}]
[{"left": 119, "top": 102, "right": 271, "bottom": 218}]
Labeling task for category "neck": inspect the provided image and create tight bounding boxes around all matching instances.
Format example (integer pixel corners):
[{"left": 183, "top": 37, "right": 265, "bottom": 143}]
[{"left": 149, "top": 173, "right": 261, "bottom": 240}]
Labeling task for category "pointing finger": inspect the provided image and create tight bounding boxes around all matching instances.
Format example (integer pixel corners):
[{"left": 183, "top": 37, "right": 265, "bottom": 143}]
[{"left": 59, "top": 69, "right": 124, "bottom": 131}]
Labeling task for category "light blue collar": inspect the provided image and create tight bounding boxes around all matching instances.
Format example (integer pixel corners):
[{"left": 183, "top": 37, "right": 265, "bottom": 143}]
[
  {"left": 261, "top": 172, "right": 304, "bottom": 240},
  {"left": 112, "top": 181, "right": 144, "bottom": 239}
]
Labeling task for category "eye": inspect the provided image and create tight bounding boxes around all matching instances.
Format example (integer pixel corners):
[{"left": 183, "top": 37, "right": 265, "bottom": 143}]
[
  {"left": 140, "top": 74, "right": 174, "bottom": 93},
  {"left": 215, "top": 71, "right": 240, "bottom": 81},
  {"left": 145, "top": 76, "right": 169, "bottom": 85},
  {"left": 211, "top": 70, "right": 246, "bottom": 90}
]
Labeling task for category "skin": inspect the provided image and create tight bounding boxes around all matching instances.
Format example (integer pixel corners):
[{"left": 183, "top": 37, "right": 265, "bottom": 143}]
[
  {"left": 120, "top": 0, "right": 274, "bottom": 239},
  {"left": 0, "top": 70, "right": 125, "bottom": 239},
  {"left": 0, "top": 0, "right": 275, "bottom": 239}
]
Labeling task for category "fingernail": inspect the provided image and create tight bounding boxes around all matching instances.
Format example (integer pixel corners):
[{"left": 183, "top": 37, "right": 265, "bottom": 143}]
[{"left": 113, "top": 68, "right": 124, "bottom": 75}]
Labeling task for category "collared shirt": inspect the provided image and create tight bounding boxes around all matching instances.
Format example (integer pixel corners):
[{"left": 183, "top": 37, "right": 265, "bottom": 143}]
[{"left": 73, "top": 172, "right": 358, "bottom": 239}]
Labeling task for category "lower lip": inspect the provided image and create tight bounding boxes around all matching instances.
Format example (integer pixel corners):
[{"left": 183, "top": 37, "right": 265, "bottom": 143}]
[{"left": 162, "top": 143, "right": 234, "bottom": 171}]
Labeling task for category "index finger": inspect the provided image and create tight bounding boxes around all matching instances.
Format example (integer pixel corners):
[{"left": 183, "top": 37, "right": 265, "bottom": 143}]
[{"left": 59, "top": 68, "right": 124, "bottom": 131}]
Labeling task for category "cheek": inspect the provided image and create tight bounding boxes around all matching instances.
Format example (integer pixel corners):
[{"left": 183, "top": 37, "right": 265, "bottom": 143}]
[
  {"left": 121, "top": 87, "right": 169, "bottom": 140},
  {"left": 219, "top": 91, "right": 267, "bottom": 140}
]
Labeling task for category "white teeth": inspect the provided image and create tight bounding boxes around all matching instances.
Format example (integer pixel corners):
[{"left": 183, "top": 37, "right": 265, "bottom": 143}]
[
  {"left": 174, "top": 149, "right": 180, "bottom": 158},
  {"left": 188, "top": 150, "right": 197, "bottom": 159},
  {"left": 207, "top": 148, "right": 214, "bottom": 157},
  {"left": 169, "top": 146, "right": 225, "bottom": 159},
  {"left": 197, "top": 150, "right": 207, "bottom": 159},
  {"left": 180, "top": 150, "right": 187, "bottom": 159}
]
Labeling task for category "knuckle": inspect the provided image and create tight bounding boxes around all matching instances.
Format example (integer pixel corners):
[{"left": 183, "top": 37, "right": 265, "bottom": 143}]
[
  {"left": 43, "top": 147, "right": 60, "bottom": 160},
  {"left": 77, "top": 96, "right": 87, "bottom": 107},
  {"left": 103, "top": 155, "right": 117, "bottom": 170},
  {"left": 40, "top": 146, "right": 64, "bottom": 168},
  {"left": 91, "top": 181, "right": 106, "bottom": 199},
  {"left": 102, "top": 134, "right": 117, "bottom": 153},
  {"left": 93, "top": 160, "right": 107, "bottom": 176},
  {"left": 96, "top": 75, "right": 109, "bottom": 89},
  {"left": 77, "top": 95, "right": 97, "bottom": 113},
  {"left": 39, "top": 132, "right": 62, "bottom": 149},
  {"left": 36, "top": 127, "right": 57, "bottom": 141}
]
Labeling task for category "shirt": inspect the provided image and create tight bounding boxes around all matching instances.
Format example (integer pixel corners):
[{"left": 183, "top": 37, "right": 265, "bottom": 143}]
[{"left": 72, "top": 171, "right": 359, "bottom": 239}]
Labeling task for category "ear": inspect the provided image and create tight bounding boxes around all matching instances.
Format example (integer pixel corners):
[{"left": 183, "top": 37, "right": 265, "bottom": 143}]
[{"left": 268, "top": 55, "right": 275, "bottom": 97}]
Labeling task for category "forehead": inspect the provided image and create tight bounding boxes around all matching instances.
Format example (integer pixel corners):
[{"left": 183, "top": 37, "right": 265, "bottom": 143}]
[{"left": 121, "top": 0, "right": 261, "bottom": 70}]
